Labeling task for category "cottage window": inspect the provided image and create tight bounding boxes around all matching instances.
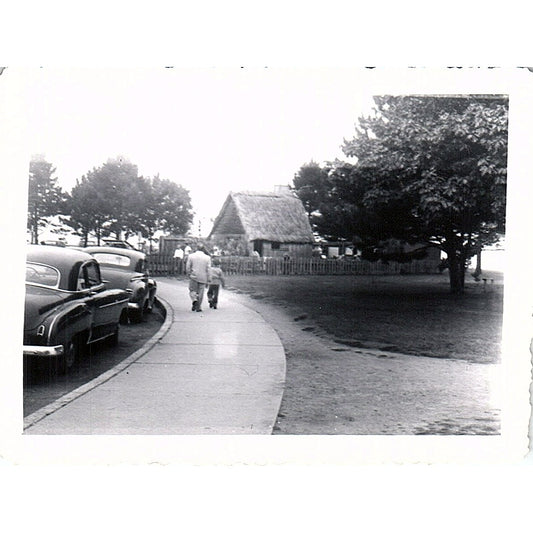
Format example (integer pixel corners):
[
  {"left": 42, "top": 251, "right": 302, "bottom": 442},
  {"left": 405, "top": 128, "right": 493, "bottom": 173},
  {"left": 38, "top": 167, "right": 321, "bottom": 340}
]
[{"left": 271, "top": 242, "right": 281, "bottom": 250}]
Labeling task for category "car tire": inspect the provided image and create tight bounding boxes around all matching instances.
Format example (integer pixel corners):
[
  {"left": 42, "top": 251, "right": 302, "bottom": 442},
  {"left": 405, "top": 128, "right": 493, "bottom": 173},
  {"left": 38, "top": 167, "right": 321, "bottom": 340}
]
[
  {"left": 129, "top": 307, "right": 143, "bottom": 323},
  {"left": 107, "top": 325, "right": 119, "bottom": 347},
  {"left": 119, "top": 308, "right": 129, "bottom": 325},
  {"left": 58, "top": 336, "right": 80, "bottom": 375}
]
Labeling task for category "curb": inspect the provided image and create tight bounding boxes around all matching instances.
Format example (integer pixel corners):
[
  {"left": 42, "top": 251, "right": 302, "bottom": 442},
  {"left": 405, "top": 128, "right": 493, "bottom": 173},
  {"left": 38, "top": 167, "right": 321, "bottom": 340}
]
[{"left": 23, "top": 297, "right": 174, "bottom": 431}]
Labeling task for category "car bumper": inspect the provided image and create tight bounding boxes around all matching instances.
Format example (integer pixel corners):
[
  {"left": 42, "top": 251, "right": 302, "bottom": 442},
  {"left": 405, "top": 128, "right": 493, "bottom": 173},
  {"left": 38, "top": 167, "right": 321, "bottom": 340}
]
[
  {"left": 23, "top": 344, "right": 64, "bottom": 357},
  {"left": 128, "top": 302, "right": 142, "bottom": 310}
]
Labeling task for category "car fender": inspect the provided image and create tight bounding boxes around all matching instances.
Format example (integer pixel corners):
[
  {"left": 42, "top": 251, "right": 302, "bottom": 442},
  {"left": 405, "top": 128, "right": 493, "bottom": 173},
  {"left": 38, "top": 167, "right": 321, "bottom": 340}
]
[
  {"left": 43, "top": 301, "right": 93, "bottom": 346},
  {"left": 128, "top": 278, "right": 149, "bottom": 303}
]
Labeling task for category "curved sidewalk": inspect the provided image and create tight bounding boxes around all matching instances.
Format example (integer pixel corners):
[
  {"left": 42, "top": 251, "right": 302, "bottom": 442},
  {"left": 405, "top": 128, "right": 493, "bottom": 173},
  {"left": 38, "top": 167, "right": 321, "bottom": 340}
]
[{"left": 24, "top": 278, "right": 286, "bottom": 435}]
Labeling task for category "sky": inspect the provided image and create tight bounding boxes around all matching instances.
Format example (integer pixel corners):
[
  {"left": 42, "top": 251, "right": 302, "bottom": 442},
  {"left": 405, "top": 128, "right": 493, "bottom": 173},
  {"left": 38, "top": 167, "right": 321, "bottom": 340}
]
[{"left": 21, "top": 67, "right": 375, "bottom": 236}]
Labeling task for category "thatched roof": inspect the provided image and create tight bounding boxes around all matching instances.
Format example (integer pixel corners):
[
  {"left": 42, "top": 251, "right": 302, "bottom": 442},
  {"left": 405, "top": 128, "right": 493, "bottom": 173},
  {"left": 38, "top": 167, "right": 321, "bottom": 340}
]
[{"left": 209, "top": 191, "right": 314, "bottom": 243}]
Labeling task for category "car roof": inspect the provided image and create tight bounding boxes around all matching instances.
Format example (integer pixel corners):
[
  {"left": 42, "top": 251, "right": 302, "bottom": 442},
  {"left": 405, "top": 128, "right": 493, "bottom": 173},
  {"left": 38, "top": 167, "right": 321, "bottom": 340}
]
[
  {"left": 26, "top": 245, "right": 96, "bottom": 291},
  {"left": 84, "top": 246, "right": 146, "bottom": 261},
  {"left": 27, "top": 244, "right": 93, "bottom": 265}
]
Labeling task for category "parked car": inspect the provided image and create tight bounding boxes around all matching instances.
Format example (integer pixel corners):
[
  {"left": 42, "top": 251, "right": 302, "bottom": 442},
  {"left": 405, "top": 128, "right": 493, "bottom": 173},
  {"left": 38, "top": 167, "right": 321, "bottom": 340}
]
[
  {"left": 39, "top": 239, "right": 67, "bottom": 247},
  {"left": 84, "top": 246, "right": 157, "bottom": 323},
  {"left": 102, "top": 239, "right": 138, "bottom": 250},
  {"left": 23, "top": 245, "right": 129, "bottom": 373}
]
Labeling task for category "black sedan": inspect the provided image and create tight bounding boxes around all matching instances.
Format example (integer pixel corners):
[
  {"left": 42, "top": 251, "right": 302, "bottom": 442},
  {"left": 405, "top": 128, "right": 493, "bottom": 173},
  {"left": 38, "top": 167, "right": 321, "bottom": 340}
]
[
  {"left": 23, "top": 245, "right": 129, "bottom": 373},
  {"left": 84, "top": 246, "right": 157, "bottom": 323}
]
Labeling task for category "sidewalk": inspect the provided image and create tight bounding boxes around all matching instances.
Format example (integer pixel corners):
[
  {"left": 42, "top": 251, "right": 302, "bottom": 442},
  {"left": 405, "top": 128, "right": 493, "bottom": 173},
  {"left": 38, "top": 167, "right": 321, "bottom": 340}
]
[{"left": 24, "top": 278, "right": 286, "bottom": 435}]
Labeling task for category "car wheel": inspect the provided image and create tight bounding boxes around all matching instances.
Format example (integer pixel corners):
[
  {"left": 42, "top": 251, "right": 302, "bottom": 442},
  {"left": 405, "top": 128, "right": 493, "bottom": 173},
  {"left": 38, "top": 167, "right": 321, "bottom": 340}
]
[
  {"left": 58, "top": 336, "right": 80, "bottom": 375},
  {"left": 145, "top": 294, "right": 156, "bottom": 313},
  {"left": 106, "top": 325, "right": 119, "bottom": 346},
  {"left": 129, "top": 307, "right": 143, "bottom": 323},
  {"left": 144, "top": 299, "right": 152, "bottom": 313},
  {"left": 119, "top": 308, "right": 129, "bottom": 325}
]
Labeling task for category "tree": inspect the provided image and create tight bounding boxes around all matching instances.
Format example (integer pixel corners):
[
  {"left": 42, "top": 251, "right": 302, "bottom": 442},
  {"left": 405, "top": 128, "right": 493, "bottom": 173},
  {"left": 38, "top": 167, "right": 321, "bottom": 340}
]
[
  {"left": 95, "top": 157, "right": 141, "bottom": 239},
  {"left": 294, "top": 161, "right": 365, "bottom": 242},
  {"left": 293, "top": 161, "right": 330, "bottom": 217},
  {"left": 27, "top": 156, "right": 66, "bottom": 244},
  {"left": 341, "top": 95, "right": 508, "bottom": 293},
  {"left": 66, "top": 160, "right": 194, "bottom": 248},
  {"left": 150, "top": 175, "right": 193, "bottom": 236},
  {"left": 66, "top": 175, "right": 105, "bottom": 245}
]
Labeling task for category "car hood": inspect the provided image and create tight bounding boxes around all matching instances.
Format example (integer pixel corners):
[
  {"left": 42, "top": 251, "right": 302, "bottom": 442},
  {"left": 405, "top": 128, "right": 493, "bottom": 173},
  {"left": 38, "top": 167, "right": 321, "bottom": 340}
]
[{"left": 24, "top": 285, "right": 71, "bottom": 330}]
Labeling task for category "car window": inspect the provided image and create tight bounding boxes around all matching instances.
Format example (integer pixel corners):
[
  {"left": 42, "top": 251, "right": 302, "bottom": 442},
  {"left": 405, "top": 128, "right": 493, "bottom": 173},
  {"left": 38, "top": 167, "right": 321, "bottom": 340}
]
[
  {"left": 77, "top": 269, "right": 87, "bottom": 291},
  {"left": 26, "top": 263, "right": 60, "bottom": 287},
  {"left": 92, "top": 252, "right": 132, "bottom": 268},
  {"left": 77, "top": 261, "right": 102, "bottom": 290},
  {"left": 84, "top": 262, "right": 102, "bottom": 287}
]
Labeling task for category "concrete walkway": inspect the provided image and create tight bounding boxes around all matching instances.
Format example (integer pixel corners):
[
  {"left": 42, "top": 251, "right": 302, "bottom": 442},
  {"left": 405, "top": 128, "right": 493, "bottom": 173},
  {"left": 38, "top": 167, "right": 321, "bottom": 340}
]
[{"left": 24, "top": 278, "right": 286, "bottom": 435}]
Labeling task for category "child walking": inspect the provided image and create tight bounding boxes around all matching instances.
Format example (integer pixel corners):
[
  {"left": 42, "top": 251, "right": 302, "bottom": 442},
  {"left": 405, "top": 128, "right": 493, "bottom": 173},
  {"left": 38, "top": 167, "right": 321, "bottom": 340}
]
[{"left": 207, "top": 259, "right": 225, "bottom": 309}]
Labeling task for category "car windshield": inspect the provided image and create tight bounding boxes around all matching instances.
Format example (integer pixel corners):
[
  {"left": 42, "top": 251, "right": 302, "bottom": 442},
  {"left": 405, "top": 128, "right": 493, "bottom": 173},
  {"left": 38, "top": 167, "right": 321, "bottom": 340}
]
[
  {"left": 92, "top": 253, "right": 132, "bottom": 268},
  {"left": 26, "top": 263, "right": 60, "bottom": 287}
]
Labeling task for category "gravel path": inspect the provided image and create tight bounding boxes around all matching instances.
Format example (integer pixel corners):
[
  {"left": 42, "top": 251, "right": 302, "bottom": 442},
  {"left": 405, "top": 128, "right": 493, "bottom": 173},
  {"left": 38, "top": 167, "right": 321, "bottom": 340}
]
[{"left": 228, "top": 291, "right": 501, "bottom": 435}]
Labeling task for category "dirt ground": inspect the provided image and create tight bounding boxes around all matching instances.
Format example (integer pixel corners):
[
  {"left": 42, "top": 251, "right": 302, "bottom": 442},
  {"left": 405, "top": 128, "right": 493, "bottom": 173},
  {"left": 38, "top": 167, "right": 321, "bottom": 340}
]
[{"left": 225, "top": 273, "right": 502, "bottom": 435}]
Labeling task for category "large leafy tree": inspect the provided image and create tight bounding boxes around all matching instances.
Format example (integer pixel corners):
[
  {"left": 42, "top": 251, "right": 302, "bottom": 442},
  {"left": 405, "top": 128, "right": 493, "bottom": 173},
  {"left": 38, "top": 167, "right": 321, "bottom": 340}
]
[
  {"left": 131, "top": 175, "right": 193, "bottom": 251},
  {"left": 294, "top": 160, "right": 380, "bottom": 243},
  {"left": 150, "top": 175, "right": 193, "bottom": 235},
  {"left": 66, "top": 174, "right": 107, "bottom": 245},
  {"left": 27, "top": 156, "right": 67, "bottom": 244},
  {"left": 66, "top": 159, "right": 193, "bottom": 247},
  {"left": 332, "top": 95, "right": 507, "bottom": 294}
]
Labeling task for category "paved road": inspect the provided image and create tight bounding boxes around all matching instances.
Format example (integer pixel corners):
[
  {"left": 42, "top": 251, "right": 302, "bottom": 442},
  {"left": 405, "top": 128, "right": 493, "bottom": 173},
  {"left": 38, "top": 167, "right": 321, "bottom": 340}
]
[
  {"left": 23, "top": 306, "right": 165, "bottom": 417},
  {"left": 23, "top": 278, "right": 286, "bottom": 435}
]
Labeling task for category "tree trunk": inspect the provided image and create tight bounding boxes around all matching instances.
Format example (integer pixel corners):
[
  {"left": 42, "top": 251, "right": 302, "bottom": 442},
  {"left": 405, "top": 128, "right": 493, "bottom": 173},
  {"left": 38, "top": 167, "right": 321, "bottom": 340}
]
[
  {"left": 444, "top": 241, "right": 466, "bottom": 294},
  {"left": 448, "top": 257, "right": 465, "bottom": 294},
  {"left": 473, "top": 247, "right": 482, "bottom": 279},
  {"left": 32, "top": 210, "right": 38, "bottom": 244}
]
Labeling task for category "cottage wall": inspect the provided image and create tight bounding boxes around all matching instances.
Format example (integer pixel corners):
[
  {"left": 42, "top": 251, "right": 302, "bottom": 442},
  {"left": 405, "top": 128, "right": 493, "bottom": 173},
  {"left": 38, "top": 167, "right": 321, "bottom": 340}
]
[
  {"left": 262, "top": 242, "right": 313, "bottom": 258},
  {"left": 210, "top": 234, "right": 250, "bottom": 256}
]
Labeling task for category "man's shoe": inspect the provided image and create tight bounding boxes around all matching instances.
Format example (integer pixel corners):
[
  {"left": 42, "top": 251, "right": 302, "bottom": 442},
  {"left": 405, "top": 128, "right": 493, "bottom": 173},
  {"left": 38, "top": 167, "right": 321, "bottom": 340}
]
[{"left": 196, "top": 307, "right": 202, "bottom": 312}]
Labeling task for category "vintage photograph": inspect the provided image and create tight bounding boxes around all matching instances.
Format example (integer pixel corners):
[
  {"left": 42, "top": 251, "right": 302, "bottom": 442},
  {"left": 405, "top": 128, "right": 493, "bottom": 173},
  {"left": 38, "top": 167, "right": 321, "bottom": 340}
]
[{"left": 1, "top": 67, "right": 531, "bottom": 464}]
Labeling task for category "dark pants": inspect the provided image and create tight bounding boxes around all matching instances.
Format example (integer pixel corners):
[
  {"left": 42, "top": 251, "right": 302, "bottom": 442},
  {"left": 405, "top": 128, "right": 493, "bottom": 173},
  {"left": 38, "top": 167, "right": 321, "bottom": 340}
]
[{"left": 207, "top": 284, "right": 220, "bottom": 307}]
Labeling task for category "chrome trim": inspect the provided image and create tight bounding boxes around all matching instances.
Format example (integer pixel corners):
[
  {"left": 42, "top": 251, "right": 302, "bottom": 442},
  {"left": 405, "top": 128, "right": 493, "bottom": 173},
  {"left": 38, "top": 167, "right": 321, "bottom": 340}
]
[
  {"left": 25, "top": 283, "right": 78, "bottom": 294},
  {"left": 100, "top": 298, "right": 130, "bottom": 309},
  {"left": 23, "top": 344, "right": 64, "bottom": 357},
  {"left": 128, "top": 302, "right": 141, "bottom": 309},
  {"left": 47, "top": 313, "right": 61, "bottom": 344}
]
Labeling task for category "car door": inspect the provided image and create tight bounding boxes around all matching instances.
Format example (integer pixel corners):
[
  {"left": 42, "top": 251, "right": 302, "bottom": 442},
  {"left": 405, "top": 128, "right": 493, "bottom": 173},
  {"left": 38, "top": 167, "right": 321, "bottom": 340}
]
[{"left": 78, "top": 260, "right": 128, "bottom": 341}]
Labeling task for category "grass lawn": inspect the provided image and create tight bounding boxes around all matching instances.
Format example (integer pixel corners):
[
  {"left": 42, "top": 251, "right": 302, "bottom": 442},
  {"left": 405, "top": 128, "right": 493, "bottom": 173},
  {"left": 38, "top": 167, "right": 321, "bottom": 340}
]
[{"left": 225, "top": 271, "right": 503, "bottom": 364}]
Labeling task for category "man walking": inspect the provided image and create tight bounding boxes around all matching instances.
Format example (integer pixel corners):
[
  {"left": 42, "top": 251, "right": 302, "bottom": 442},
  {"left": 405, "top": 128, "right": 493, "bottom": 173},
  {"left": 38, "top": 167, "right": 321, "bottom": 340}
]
[{"left": 186, "top": 245, "right": 212, "bottom": 312}]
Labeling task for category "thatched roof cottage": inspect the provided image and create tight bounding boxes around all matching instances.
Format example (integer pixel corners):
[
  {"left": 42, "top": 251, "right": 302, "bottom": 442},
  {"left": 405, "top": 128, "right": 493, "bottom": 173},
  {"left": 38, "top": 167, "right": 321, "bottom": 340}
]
[{"left": 208, "top": 189, "right": 314, "bottom": 257}]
